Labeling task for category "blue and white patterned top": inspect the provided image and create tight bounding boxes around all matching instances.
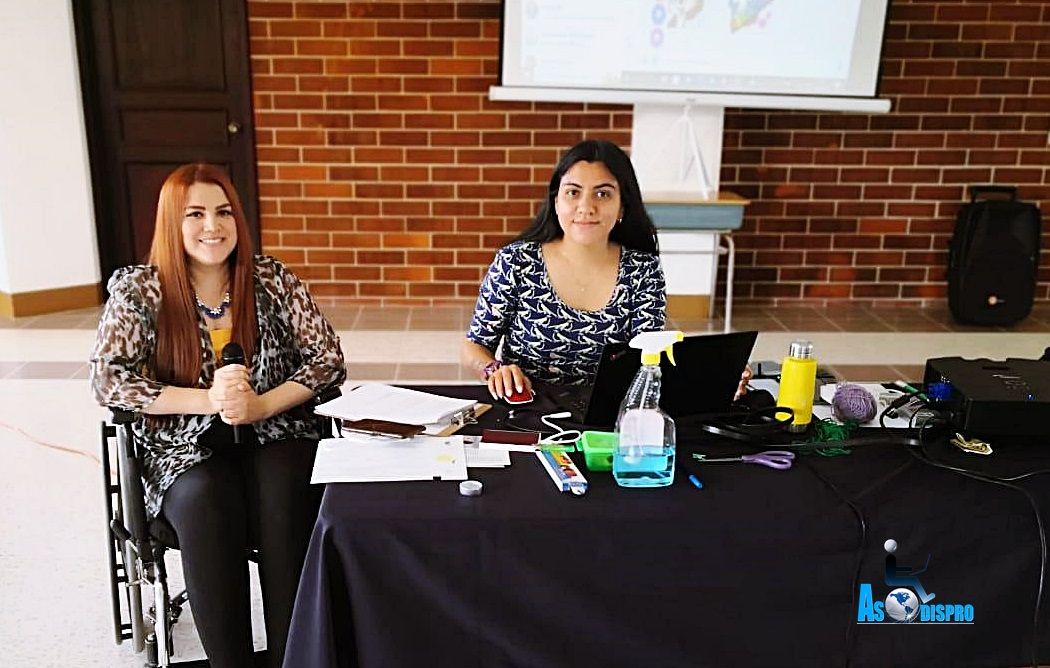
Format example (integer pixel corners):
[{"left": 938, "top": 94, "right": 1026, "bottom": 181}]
[{"left": 467, "top": 241, "right": 667, "bottom": 386}]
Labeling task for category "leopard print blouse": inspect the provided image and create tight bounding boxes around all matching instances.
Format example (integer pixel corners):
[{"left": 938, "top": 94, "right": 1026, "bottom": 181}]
[{"left": 90, "top": 255, "right": 347, "bottom": 516}]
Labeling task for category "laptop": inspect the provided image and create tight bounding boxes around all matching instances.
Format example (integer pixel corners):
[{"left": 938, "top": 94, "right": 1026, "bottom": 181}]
[{"left": 554, "top": 330, "right": 759, "bottom": 428}]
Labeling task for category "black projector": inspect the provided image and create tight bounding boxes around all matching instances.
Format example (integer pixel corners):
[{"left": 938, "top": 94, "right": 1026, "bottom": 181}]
[{"left": 923, "top": 357, "right": 1050, "bottom": 439}]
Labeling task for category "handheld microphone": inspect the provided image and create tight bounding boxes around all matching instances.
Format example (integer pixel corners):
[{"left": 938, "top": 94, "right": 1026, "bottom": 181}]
[{"left": 220, "top": 342, "right": 245, "bottom": 444}]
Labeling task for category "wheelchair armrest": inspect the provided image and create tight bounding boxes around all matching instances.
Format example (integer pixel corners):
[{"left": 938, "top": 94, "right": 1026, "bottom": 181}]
[
  {"left": 315, "top": 386, "right": 342, "bottom": 406},
  {"left": 110, "top": 408, "right": 139, "bottom": 425},
  {"left": 104, "top": 411, "right": 151, "bottom": 547},
  {"left": 110, "top": 386, "right": 342, "bottom": 440},
  {"left": 313, "top": 385, "right": 343, "bottom": 439}
]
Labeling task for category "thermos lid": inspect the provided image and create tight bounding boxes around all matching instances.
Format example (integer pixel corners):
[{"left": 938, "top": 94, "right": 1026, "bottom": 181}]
[{"left": 789, "top": 339, "right": 814, "bottom": 359}]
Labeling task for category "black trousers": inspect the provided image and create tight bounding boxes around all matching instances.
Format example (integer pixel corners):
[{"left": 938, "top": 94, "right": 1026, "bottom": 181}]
[{"left": 161, "top": 420, "right": 322, "bottom": 668}]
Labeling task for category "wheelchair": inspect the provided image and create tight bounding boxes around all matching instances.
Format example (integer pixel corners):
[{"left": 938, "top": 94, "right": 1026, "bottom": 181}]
[{"left": 99, "top": 389, "right": 341, "bottom": 667}]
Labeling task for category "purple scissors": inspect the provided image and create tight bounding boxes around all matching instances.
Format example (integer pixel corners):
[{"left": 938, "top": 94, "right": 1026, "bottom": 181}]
[{"left": 692, "top": 450, "right": 795, "bottom": 470}]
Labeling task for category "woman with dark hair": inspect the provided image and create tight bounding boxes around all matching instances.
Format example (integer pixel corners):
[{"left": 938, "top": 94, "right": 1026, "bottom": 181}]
[
  {"left": 462, "top": 139, "right": 667, "bottom": 399},
  {"left": 518, "top": 138, "right": 660, "bottom": 254},
  {"left": 90, "top": 163, "right": 345, "bottom": 668}
]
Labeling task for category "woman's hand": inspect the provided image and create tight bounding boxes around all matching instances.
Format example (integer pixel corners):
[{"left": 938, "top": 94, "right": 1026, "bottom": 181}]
[
  {"left": 487, "top": 363, "right": 533, "bottom": 402},
  {"left": 209, "top": 363, "right": 259, "bottom": 425},
  {"left": 734, "top": 363, "right": 754, "bottom": 401}
]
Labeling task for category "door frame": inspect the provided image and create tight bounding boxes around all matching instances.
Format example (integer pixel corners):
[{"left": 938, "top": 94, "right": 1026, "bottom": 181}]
[{"left": 71, "top": 0, "right": 261, "bottom": 285}]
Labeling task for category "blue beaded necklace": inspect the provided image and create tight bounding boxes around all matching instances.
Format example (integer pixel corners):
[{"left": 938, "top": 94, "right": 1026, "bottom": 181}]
[{"left": 194, "top": 291, "right": 231, "bottom": 320}]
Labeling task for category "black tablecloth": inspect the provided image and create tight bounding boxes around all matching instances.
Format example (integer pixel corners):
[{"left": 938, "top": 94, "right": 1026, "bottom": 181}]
[{"left": 284, "top": 387, "right": 1050, "bottom": 668}]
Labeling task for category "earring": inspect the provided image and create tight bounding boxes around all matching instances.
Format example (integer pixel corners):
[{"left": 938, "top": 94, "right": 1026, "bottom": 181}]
[{"left": 615, "top": 217, "right": 622, "bottom": 226}]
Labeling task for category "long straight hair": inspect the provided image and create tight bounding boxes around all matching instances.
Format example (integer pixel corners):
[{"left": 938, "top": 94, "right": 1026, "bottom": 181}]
[
  {"left": 517, "top": 139, "right": 659, "bottom": 254},
  {"left": 148, "top": 164, "right": 258, "bottom": 386}
]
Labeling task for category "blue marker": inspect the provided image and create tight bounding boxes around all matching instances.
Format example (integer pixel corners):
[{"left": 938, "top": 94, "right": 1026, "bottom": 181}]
[{"left": 688, "top": 474, "right": 704, "bottom": 489}]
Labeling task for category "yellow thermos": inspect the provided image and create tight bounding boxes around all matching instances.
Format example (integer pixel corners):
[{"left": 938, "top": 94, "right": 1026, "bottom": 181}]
[{"left": 777, "top": 339, "right": 817, "bottom": 433}]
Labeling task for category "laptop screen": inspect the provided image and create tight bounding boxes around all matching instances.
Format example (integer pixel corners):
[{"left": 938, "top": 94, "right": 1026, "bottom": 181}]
[{"left": 568, "top": 331, "right": 759, "bottom": 428}]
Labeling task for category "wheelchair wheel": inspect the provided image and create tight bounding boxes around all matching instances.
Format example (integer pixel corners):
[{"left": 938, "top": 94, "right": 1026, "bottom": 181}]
[
  {"left": 101, "top": 421, "right": 148, "bottom": 652},
  {"left": 101, "top": 423, "right": 125, "bottom": 646}
]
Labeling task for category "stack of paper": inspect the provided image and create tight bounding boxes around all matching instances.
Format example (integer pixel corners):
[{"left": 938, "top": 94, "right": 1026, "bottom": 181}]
[
  {"left": 315, "top": 384, "right": 479, "bottom": 435},
  {"left": 311, "top": 434, "right": 470, "bottom": 484},
  {"left": 464, "top": 440, "right": 511, "bottom": 468}
]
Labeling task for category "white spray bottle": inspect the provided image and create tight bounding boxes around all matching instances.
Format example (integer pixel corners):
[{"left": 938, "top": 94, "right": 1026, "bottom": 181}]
[{"left": 613, "top": 330, "right": 683, "bottom": 488}]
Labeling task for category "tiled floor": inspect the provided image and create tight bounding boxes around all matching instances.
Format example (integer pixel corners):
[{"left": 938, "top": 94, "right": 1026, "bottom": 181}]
[
  {"left": 5, "top": 301, "right": 1050, "bottom": 384},
  {"left": 2, "top": 301, "right": 1049, "bottom": 667}
]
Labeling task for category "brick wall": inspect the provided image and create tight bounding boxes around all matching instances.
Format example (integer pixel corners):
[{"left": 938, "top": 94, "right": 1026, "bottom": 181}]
[
  {"left": 248, "top": 0, "right": 630, "bottom": 303},
  {"left": 248, "top": 0, "right": 1050, "bottom": 307},
  {"left": 724, "top": 0, "right": 1050, "bottom": 306}
]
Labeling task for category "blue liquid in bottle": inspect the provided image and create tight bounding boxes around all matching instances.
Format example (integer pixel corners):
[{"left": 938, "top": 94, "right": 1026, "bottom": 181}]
[
  {"left": 612, "top": 443, "right": 676, "bottom": 487},
  {"left": 613, "top": 378, "right": 676, "bottom": 488}
]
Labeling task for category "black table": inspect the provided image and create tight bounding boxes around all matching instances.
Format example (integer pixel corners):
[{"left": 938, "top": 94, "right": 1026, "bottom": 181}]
[{"left": 284, "top": 387, "right": 1050, "bottom": 668}]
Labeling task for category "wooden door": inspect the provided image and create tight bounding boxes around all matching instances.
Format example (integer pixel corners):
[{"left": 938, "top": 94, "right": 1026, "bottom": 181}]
[{"left": 73, "top": 0, "right": 259, "bottom": 281}]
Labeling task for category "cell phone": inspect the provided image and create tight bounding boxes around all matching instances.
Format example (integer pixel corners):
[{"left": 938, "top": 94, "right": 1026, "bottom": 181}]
[{"left": 504, "top": 387, "right": 534, "bottom": 405}]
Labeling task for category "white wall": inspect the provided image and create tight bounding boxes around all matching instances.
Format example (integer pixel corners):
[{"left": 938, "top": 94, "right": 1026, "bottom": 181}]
[
  {"left": 0, "top": 0, "right": 99, "bottom": 295},
  {"left": 0, "top": 195, "right": 8, "bottom": 288}
]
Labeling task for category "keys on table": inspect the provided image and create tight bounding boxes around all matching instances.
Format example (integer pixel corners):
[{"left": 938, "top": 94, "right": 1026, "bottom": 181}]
[{"left": 949, "top": 432, "right": 993, "bottom": 456}]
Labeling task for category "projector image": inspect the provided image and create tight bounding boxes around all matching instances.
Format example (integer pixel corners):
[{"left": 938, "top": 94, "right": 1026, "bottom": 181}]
[{"left": 923, "top": 357, "right": 1050, "bottom": 439}]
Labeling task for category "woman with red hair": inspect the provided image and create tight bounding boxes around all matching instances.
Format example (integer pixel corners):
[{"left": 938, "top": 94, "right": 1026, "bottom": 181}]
[{"left": 90, "top": 163, "right": 345, "bottom": 668}]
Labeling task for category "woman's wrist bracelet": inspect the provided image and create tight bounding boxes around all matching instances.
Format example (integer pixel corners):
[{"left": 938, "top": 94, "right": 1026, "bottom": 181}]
[{"left": 482, "top": 360, "right": 502, "bottom": 380}]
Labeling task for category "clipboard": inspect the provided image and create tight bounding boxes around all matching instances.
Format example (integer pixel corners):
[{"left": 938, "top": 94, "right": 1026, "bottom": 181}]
[
  {"left": 428, "top": 403, "right": 491, "bottom": 436},
  {"left": 340, "top": 419, "right": 427, "bottom": 439},
  {"left": 316, "top": 384, "right": 491, "bottom": 438},
  {"left": 316, "top": 384, "right": 480, "bottom": 429},
  {"left": 337, "top": 404, "right": 491, "bottom": 438}
]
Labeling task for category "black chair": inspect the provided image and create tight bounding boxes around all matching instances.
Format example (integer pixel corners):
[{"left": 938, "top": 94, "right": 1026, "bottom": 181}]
[{"left": 99, "top": 388, "right": 342, "bottom": 667}]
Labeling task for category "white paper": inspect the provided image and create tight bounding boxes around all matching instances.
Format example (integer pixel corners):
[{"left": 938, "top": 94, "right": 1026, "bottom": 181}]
[
  {"left": 465, "top": 444, "right": 511, "bottom": 468},
  {"left": 748, "top": 377, "right": 781, "bottom": 397},
  {"left": 314, "top": 383, "right": 477, "bottom": 427},
  {"left": 477, "top": 441, "right": 539, "bottom": 453},
  {"left": 310, "top": 434, "right": 468, "bottom": 484}
]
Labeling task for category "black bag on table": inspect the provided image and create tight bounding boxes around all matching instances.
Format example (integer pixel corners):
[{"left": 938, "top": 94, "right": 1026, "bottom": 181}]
[{"left": 947, "top": 185, "right": 1041, "bottom": 325}]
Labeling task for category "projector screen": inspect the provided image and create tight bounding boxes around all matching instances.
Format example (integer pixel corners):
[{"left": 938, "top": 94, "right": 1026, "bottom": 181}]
[{"left": 497, "top": 0, "right": 892, "bottom": 108}]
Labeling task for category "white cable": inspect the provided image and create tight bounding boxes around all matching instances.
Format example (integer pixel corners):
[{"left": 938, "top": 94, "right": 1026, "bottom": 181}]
[{"left": 539, "top": 412, "right": 581, "bottom": 446}]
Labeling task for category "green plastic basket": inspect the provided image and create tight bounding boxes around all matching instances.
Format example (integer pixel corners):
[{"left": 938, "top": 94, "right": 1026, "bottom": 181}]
[{"left": 579, "top": 430, "right": 617, "bottom": 471}]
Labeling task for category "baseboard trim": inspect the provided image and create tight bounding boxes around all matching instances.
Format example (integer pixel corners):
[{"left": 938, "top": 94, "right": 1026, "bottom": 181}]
[
  {"left": 666, "top": 294, "right": 711, "bottom": 320},
  {"left": 0, "top": 283, "right": 103, "bottom": 318}
]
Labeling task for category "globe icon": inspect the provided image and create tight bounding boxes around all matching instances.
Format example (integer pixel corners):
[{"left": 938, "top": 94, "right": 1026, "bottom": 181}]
[{"left": 885, "top": 588, "right": 920, "bottom": 622}]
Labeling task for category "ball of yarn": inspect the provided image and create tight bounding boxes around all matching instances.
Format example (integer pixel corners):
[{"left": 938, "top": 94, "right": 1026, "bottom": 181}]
[{"left": 832, "top": 383, "right": 877, "bottom": 423}]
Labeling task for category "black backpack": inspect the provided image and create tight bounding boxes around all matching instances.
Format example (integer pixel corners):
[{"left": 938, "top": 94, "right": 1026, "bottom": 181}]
[{"left": 947, "top": 185, "right": 1042, "bottom": 325}]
